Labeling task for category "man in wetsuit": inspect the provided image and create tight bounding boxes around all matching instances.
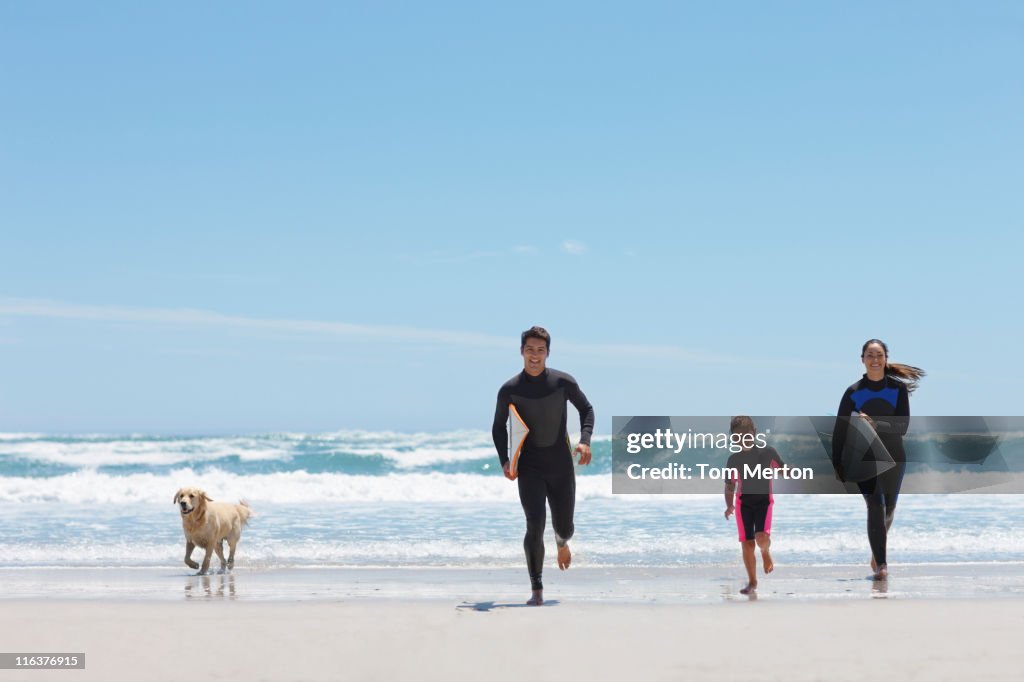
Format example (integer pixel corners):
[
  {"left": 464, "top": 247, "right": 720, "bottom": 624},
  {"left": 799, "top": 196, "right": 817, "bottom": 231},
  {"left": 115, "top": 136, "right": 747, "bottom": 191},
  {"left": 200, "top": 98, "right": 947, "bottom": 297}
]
[{"left": 492, "top": 326, "right": 595, "bottom": 606}]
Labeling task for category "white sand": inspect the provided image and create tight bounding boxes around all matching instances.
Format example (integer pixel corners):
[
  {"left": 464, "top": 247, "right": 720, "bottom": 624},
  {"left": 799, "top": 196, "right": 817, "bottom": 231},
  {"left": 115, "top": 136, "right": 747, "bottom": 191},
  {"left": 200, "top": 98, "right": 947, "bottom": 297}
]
[{"left": 1, "top": 598, "right": 1022, "bottom": 682}]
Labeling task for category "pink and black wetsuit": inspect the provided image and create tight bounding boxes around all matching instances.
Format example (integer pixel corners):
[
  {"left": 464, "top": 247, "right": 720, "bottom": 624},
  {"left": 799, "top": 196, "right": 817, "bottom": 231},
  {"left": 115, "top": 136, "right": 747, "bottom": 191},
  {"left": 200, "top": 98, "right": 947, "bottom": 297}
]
[{"left": 727, "top": 446, "right": 784, "bottom": 542}]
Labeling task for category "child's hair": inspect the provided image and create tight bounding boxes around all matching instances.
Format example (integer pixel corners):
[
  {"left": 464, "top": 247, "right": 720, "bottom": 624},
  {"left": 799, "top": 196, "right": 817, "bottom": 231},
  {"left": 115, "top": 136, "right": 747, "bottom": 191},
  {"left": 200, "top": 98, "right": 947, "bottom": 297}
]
[
  {"left": 861, "top": 339, "right": 926, "bottom": 393},
  {"left": 729, "top": 415, "right": 756, "bottom": 434}
]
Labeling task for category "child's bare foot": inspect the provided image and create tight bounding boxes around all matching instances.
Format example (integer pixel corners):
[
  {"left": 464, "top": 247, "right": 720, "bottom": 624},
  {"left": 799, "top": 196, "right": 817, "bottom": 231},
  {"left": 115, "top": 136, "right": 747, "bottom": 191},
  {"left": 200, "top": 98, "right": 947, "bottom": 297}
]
[
  {"left": 740, "top": 582, "right": 758, "bottom": 595},
  {"left": 557, "top": 544, "right": 571, "bottom": 570},
  {"left": 754, "top": 533, "right": 773, "bottom": 574},
  {"left": 526, "top": 589, "right": 544, "bottom": 605}
]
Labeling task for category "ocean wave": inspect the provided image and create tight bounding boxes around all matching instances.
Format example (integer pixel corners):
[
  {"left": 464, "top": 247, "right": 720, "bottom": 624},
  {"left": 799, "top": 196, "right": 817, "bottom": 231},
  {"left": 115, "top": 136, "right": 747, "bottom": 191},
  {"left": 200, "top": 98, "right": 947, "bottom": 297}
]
[
  {"left": 1, "top": 437, "right": 295, "bottom": 467},
  {"left": 3, "top": 464, "right": 1024, "bottom": 506},
  {"left": 0, "top": 529, "right": 1019, "bottom": 569},
  {"left": 0, "top": 469, "right": 619, "bottom": 504},
  {"left": 0, "top": 432, "right": 48, "bottom": 441},
  {"left": 0, "top": 431, "right": 613, "bottom": 474}
]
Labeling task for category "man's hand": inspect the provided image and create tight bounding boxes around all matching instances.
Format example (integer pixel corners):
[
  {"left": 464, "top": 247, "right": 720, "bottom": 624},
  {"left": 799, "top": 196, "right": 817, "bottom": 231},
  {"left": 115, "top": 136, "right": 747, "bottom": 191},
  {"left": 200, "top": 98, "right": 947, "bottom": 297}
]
[
  {"left": 724, "top": 505, "right": 734, "bottom": 520},
  {"left": 503, "top": 462, "right": 517, "bottom": 481},
  {"left": 574, "top": 442, "right": 592, "bottom": 465}
]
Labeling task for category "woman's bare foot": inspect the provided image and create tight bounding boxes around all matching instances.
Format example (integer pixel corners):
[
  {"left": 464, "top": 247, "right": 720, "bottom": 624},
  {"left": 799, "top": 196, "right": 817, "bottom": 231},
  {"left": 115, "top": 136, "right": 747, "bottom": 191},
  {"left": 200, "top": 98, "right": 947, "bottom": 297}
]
[
  {"left": 761, "top": 549, "right": 774, "bottom": 574},
  {"left": 526, "top": 589, "right": 544, "bottom": 606},
  {"left": 740, "top": 582, "right": 758, "bottom": 595},
  {"left": 873, "top": 563, "right": 888, "bottom": 581},
  {"left": 557, "top": 544, "right": 571, "bottom": 570}
]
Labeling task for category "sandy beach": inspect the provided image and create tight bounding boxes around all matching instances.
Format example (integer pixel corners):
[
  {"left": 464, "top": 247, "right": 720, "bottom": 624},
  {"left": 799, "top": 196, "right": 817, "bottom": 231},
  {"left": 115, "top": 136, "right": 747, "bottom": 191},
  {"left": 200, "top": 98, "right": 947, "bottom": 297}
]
[
  {"left": 3, "top": 564, "right": 1024, "bottom": 681},
  {"left": 2, "top": 596, "right": 1022, "bottom": 682}
]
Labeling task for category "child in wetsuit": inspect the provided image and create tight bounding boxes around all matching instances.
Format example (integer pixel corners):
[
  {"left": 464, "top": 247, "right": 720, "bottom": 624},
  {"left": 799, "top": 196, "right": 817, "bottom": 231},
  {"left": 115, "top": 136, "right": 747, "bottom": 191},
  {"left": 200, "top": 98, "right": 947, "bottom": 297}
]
[{"left": 723, "top": 416, "right": 785, "bottom": 595}]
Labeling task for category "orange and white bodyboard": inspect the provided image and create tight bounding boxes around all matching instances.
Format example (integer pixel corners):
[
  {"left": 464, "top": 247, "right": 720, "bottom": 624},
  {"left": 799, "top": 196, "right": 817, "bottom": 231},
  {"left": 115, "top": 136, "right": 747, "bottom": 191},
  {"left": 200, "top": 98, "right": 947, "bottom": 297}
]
[{"left": 508, "top": 404, "right": 529, "bottom": 479}]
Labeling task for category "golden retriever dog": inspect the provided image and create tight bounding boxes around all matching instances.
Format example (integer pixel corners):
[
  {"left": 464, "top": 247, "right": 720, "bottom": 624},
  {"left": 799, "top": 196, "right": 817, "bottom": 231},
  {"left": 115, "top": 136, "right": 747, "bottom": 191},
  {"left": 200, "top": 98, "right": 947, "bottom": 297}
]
[{"left": 173, "top": 487, "right": 252, "bottom": 575}]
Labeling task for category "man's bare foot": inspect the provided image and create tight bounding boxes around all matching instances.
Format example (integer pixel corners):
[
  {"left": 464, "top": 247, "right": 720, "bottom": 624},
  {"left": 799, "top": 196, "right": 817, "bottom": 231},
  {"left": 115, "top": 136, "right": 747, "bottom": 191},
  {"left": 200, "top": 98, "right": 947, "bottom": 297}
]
[
  {"left": 870, "top": 555, "right": 878, "bottom": 572},
  {"left": 873, "top": 564, "right": 888, "bottom": 581},
  {"left": 526, "top": 589, "right": 544, "bottom": 606},
  {"left": 762, "top": 549, "right": 774, "bottom": 574},
  {"left": 557, "top": 544, "right": 571, "bottom": 570},
  {"left": 739, "top": 582, "right": 758, "bottom": 595}
]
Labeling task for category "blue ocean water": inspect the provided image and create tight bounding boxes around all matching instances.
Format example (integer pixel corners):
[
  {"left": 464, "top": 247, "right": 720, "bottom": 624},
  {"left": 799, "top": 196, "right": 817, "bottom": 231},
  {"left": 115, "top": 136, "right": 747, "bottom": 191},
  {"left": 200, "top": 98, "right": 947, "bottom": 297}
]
[{"left": 1, "top": 431, "right": 1022, "bottom": 569}]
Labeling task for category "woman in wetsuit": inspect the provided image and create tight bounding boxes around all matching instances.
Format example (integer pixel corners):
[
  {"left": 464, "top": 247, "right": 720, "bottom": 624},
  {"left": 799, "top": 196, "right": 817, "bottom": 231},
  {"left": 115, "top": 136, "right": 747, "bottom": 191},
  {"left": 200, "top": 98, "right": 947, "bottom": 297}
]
[{"left": 831, "top": 339, "right": 925, "bottom": 580}]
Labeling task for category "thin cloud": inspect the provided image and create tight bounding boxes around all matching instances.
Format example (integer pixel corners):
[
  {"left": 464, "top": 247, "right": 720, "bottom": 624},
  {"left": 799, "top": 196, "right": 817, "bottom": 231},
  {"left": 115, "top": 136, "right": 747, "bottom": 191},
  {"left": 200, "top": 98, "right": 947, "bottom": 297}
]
[
  {"left": 0, "top": 296, "right": 833, "bottom": 369},
  {"left": 0, "top": 297, "right": 508, "bottom": 348},
  {"left": 561, "top": 240, "right": 586, "bottom": 255}
]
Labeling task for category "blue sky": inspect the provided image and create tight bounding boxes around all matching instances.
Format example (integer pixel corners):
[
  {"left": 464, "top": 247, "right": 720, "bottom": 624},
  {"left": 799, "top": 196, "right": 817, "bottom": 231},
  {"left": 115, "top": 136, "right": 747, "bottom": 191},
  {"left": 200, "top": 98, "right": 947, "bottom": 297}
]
[{"left": 1, "top": 2, "right": 1021, "bottom": 433}]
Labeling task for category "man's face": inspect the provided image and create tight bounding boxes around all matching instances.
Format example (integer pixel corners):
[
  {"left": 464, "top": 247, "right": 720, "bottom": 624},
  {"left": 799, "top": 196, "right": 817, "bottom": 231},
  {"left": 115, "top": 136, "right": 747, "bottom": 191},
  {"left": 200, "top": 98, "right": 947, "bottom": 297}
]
[{"left": 521, "top": 338, "right": 549, "bottom": 376}]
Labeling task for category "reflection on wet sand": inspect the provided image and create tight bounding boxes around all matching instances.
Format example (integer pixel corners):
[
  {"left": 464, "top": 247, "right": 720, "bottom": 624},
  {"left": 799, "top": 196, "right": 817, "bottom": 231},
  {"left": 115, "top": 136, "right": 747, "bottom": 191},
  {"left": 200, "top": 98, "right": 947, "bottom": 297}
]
[
  {"left": 720, "top": 583, "right": 759, "bottom": 602},
  {"left": 185, "top": 573, "right": 237, "bottom": 600}
]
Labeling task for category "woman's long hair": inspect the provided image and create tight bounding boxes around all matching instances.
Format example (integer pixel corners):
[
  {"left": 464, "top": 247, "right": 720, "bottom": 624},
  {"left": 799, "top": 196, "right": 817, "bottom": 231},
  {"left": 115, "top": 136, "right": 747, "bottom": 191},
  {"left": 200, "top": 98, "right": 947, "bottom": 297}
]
[{"left": 862, "top": 339, "right": 926, "bottom": 393}]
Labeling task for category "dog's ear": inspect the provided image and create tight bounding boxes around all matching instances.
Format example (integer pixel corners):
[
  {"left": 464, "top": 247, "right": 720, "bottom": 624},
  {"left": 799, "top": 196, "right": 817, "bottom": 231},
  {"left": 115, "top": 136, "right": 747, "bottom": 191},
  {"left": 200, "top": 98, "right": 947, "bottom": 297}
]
[
  {"left": 202, "top": 492, "right": 213, "bottom": 502},
  {"left": 173, "top": 489, "right": 182, "bottom": 504}
]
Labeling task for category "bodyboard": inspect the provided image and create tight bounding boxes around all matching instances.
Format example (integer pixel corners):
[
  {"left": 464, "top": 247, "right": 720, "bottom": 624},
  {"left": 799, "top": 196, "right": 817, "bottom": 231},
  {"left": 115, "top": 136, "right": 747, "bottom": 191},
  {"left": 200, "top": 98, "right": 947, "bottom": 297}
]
[
  {"left": 508, "top": 404, "right": 529, "bottom": 478},
  {"left": 842, "top": 413, "right": 897, "bottom": 482}
]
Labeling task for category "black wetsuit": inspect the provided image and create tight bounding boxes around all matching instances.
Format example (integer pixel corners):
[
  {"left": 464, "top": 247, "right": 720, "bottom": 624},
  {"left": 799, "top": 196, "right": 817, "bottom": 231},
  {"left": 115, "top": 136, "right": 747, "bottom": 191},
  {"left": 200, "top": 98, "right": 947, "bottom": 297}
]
[
  {"left": 492, "top": 368, "right": 595, "bottom": 591},
  {"left": 832, "top": 374, "right": 910, "bottom": 568}
]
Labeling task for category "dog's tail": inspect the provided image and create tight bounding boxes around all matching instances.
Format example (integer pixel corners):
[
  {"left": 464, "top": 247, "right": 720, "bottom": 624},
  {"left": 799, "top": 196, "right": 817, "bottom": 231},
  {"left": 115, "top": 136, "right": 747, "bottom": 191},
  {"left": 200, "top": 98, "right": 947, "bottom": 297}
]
[{"left": 237, "top": 500, "right": 253, "bottom": 526}]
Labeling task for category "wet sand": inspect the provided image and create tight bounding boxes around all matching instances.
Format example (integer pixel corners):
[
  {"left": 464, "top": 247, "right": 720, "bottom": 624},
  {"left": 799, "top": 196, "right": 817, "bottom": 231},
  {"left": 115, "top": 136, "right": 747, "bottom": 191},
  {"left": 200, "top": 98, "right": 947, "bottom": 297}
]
[{"left": 2, "top": 562, "right": 1023, "bottom": 602}]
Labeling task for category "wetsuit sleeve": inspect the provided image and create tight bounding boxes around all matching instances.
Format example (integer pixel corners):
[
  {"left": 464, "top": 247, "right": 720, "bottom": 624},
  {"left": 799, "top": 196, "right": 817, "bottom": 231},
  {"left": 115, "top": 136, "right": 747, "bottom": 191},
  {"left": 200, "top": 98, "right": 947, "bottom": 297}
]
[
  {"left": 566, "top": 379, "right": 595, "bottom": 446},
  {"left": 831, "top": 388, "right": 855, "bottom": 476},
  {"left": 724, "top": 454, "right": 737, "bottom": 507},
  {"left": 877, "top": 383, "right": 910, "bottom": 436},
  {"left": 726, "top": 453, "right": 739, "bottom": 485},
  {"left": 769, "top": 447, "right": 785, "bottom": 467},
  {"left": 492, "top": 387, "right": 510, "bottom": 466}
]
